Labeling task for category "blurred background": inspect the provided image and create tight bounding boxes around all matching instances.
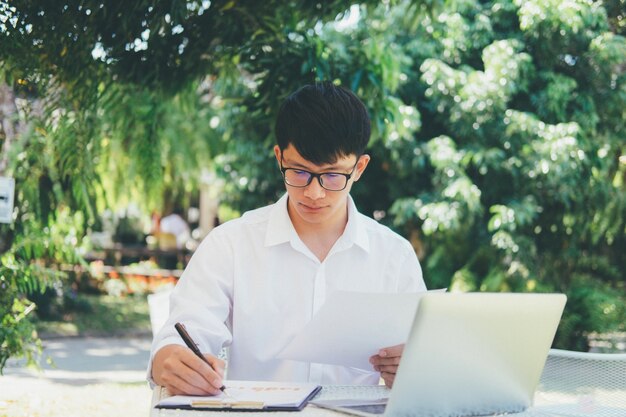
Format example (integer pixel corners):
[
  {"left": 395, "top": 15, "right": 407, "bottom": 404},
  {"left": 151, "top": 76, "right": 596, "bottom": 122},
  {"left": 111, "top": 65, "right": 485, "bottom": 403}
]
[{"left": 0, "top": 0, "right": 624, "bottom": 415}]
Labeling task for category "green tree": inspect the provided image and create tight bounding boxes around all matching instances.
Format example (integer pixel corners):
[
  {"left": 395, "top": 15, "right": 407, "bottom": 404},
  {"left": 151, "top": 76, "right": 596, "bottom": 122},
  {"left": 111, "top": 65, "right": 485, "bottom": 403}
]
[
  {"left": 384, "top": 0, "right": 625, "bottom": 349},
  {"left": 1, "top": 0, "right": 624, "bottom": 372}
]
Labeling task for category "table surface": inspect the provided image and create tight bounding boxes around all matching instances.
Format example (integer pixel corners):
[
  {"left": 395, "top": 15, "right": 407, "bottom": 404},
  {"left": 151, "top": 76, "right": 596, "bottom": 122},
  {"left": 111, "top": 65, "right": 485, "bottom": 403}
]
[{"left": 149, "top": 384, "right": 625, "bottom": 417}]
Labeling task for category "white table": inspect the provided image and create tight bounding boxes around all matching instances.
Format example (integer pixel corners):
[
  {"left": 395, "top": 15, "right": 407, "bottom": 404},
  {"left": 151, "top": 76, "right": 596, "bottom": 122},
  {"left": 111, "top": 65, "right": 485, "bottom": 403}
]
[{"left": 149, "top": 384, "right": 625, "bottom": 417}]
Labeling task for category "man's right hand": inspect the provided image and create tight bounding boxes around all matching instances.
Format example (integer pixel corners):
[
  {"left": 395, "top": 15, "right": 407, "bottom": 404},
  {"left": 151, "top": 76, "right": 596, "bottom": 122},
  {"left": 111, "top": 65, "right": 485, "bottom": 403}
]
[{"left": 151, "top": 344, "right": 226, "bottom": 395}]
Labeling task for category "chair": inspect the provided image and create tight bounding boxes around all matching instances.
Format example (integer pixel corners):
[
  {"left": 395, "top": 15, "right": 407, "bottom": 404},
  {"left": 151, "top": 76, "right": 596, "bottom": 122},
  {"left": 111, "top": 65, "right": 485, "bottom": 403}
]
[
  {"left": 534, "top": 348, "right": 626, "bottom": 416},
  {"left": 147, "top": 289, "right": 172, "bottom": 337}
]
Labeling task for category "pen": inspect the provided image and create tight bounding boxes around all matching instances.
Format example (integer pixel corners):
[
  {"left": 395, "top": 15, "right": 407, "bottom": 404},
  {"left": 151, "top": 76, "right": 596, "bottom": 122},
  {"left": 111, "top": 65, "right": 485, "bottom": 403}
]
[{"left": 175, "top": 322, "right": 226, "bottom": 392}]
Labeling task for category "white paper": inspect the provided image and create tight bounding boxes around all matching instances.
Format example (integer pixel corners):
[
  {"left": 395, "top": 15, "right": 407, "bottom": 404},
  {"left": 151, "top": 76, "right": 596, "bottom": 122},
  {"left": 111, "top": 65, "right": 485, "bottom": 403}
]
[
  {"left": 277, "top": 290, "right": 444, "bottom": 370},
  {"left": 157, "top": 380, "right": 320, "bottom": 408},
  {"left": 0, "top": 176, "right": 15, "bottom": 224}
]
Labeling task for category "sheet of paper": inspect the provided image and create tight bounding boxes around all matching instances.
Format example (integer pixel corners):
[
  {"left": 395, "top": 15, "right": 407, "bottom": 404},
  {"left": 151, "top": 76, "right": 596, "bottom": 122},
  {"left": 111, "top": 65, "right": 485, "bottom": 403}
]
[
  {"left": 277, "top": 290, "right": 444, "bottom": 370},
  {"left": 156, "top": 380, "right": 320, "bottom": 409}
]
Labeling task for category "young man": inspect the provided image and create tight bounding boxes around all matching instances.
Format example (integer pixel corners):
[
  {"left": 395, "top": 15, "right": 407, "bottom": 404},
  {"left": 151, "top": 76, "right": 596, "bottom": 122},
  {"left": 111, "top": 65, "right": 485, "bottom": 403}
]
[{"left": 149, "top": 82, "right": 426, "bottom": 395}]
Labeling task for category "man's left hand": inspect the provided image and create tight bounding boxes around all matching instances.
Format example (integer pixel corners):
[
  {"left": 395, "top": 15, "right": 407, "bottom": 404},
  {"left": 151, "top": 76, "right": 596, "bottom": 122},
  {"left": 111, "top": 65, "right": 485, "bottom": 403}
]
[{"left": 369, "top": 344, "right": 404, "bottom": 388}]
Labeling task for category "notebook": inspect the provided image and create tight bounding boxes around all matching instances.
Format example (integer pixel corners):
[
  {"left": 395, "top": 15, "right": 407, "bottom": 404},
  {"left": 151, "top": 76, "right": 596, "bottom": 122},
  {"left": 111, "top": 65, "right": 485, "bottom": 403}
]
[
  {"left": 312, "top": 292, "right": 567, "bottom": 417},
  {"left": 156, "top": 380, "right": 321, "bottom": 411}
]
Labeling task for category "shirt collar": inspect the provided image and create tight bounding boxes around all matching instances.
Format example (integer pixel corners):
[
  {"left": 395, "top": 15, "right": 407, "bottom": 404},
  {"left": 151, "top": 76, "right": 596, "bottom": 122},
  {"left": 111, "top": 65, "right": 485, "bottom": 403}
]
[
  {"left": 264, "top": 193, "right": 370, "bottom": 253},
  {"left": 341, "top": 195, "right": 370, "bottom": 252},
  {"left": 265, "top": 193, "right": 297, "bottom": 247}
]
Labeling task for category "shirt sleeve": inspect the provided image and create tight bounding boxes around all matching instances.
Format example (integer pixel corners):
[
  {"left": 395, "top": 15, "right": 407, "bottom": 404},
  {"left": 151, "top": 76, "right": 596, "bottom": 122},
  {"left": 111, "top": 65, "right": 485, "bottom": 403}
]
[
  {"left": 393, "top": 239, "right": 427, "bottom": 293},
  {"left": 146, "top": 225, "right": 235, "bottom": 386}
]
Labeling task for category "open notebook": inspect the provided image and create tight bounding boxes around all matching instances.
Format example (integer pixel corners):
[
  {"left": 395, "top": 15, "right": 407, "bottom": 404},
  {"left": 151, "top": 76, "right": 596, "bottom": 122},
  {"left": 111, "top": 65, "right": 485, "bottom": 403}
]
[
  {"left": 312, "top": 292, "right": 566, "bottom": 417},
  {"left": 155, "top": 380, "right": 321, "bottom": 411}
]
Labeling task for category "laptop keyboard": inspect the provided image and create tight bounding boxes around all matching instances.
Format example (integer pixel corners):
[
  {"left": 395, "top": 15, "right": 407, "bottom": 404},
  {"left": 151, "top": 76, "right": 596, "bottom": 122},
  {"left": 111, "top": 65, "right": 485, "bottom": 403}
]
[
  {"left": 318, "top": 385, "right": 391, "bottom": 401},
  {"left": 341, "top": 403, "right": 387, "bottom": 414}
]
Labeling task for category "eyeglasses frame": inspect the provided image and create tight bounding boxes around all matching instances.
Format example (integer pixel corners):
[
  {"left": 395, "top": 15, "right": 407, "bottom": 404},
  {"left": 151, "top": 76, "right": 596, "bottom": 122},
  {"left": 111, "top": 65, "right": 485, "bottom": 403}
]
[{"left": 279, "top": 157, "right": 361, "bottom": 192}]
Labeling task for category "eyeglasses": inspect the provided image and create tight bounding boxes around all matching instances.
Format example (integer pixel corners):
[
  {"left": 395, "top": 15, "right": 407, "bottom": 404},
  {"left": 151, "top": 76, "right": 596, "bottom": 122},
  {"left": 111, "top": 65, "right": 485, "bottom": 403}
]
[{"left": 279, "top": 158, "right": 359, "bottom": 191}]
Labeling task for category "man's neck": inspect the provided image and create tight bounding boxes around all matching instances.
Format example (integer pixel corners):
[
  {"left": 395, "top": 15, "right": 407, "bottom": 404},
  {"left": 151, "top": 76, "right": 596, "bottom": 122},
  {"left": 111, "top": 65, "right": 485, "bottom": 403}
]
[{"left": 288, "top": 200, "right": 349, "bottom": 262}]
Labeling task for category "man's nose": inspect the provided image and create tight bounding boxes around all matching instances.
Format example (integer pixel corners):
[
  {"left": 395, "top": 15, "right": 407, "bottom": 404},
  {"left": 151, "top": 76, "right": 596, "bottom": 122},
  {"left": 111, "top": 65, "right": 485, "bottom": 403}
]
[{"left": 303, "top": 176, "right": 326, "bottom": 199}]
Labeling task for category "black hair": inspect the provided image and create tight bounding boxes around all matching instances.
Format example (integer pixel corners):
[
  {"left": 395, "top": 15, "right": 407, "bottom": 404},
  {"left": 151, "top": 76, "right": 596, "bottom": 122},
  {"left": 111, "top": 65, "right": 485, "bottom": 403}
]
[{"left": 275, "top": 81, "right": 371, "bottom": 164}]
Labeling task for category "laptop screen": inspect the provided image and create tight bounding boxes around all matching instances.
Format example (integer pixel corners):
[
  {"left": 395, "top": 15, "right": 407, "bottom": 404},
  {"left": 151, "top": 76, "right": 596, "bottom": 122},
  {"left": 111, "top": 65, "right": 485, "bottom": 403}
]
[{"left": 386, "top": 293, "right": 566, "bottom": 417}]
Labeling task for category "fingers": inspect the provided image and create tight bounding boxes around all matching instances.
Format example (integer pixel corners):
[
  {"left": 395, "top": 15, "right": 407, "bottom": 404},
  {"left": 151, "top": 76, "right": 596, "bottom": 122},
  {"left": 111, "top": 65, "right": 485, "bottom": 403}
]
[
  {"left": 163, "top": 371, "right": 217, "bottom": 396},
  {"left": 178, "top": 351, "right": 224, "bottom": 392},
  {"left": 372, "top": 364, "right": 400, "bottom": 375},
  {"left": 163, "top": 350, "right": 222, "bottom": 395},
  {"left": 369, "top": 343, "right": 404, "bottom": 368},
  {"left": 204, "top": 354, "right": 226, "bottom": 379},
  {"left": 370, "top": 355, "right": 402, "bottom": 367},
  {"left": 369, "top": 343, "right": 404, "bottom": 389},
  {"left": 380, "top": 371, "right": 396, "bottom": 388},
  {"left": 378, "top": 343, "right": 404, "bottom": 358},
  {"left": 153, "top": 345, "right": 224, "bottom": 395}
]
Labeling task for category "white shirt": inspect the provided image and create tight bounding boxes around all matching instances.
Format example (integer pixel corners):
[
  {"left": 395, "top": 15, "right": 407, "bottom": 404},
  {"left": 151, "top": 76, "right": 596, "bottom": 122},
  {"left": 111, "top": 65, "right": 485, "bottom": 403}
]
[{"left": 148, "top": 194, "right": 426, "bottom": 386}]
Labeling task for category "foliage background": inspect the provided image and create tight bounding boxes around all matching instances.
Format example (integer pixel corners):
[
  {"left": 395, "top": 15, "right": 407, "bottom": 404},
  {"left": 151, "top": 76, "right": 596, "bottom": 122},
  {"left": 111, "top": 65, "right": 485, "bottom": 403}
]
[{"left": 0, "top": 0, "right": 624, "bottom": 369}]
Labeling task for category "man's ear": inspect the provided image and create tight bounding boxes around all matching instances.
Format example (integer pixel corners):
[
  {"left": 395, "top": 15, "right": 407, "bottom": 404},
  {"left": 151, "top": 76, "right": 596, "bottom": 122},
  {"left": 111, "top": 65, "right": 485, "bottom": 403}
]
[
  {"left": 273, "top": 145, "right": 282, "bottom": 166},
  {"left": 353, "top": 154, "right": 371, "bottom": 182}
]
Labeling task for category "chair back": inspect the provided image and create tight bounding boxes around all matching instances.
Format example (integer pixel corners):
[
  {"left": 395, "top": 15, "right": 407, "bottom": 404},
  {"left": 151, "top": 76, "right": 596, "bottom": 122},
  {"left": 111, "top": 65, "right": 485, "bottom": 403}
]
[
  {"left": 147, "top": 289, "right": 172, "bottom": 337},
  {"left": 537, "top": 348, "right": 626, "bottom": 416}
]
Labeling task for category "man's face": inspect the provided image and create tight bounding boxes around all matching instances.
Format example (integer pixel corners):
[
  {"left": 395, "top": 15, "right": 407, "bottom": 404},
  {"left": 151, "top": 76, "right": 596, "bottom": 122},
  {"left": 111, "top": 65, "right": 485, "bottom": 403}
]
[{"left": 274, "top": 144, "right": 370, "bottom": 230}]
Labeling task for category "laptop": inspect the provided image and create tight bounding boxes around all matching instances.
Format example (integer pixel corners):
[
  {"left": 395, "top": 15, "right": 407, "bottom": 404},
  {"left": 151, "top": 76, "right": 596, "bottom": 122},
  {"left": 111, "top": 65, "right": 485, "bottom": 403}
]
[{"left": 312, "top": 292, "right": 566, "bottom": 417}]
